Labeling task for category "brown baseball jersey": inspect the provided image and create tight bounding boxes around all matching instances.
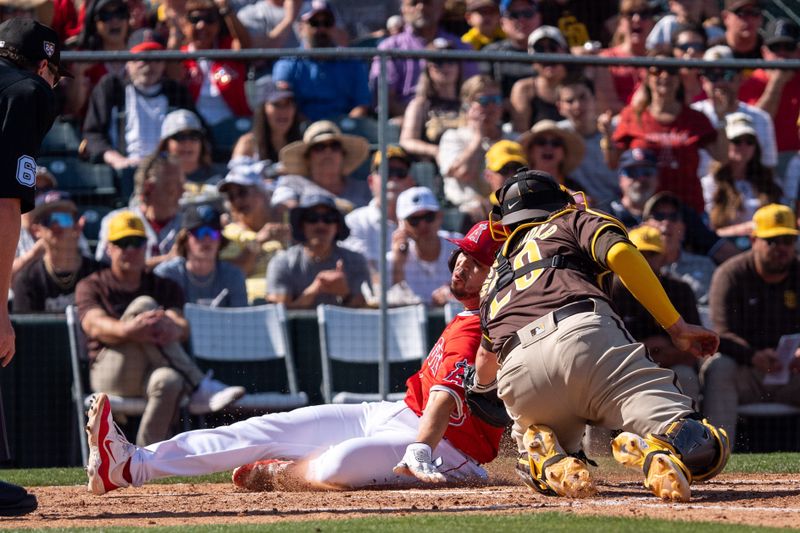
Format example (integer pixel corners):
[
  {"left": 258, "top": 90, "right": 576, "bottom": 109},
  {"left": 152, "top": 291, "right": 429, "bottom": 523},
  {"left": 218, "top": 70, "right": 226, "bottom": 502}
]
[{"left": 480, "top": 207, "right": 629, "bottom": 353}]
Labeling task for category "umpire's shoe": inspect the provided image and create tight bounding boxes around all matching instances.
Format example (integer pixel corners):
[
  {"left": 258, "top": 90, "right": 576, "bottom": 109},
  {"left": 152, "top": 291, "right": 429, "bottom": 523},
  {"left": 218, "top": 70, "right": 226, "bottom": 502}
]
[
  {"left": 86, "top": 393, "right": 134, "bottom": 495},
  {"left": 517, "top": 425, "right": 595, "bottom": 498},
  {"left": 0, "top": 481, "right": 37, "bottom": 516},
  {"left": 612, "top": 432, "right": 690, "bottom": 502}
]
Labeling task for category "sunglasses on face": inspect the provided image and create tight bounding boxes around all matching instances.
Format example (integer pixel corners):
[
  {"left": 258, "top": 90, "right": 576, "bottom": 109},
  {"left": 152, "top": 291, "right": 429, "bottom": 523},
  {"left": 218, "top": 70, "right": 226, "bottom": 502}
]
[
  {"left": 44, "top": 211, "right": 75, "bottom": 229},
  {"left": 532, "top": 41, "right": 562, "bottom": 54},
  {"left": 731, "top": 136, "right": 756, "bottom": 146},
  {"left": 476, "top": 94, "right": 502, "bottom": 106},
  {"left": 622, "top": 9, "right": 654, "bottom": 19},
  {"left": 733, "top": 8, "right": 761, "bottom": 19},
  {"left": 96, "top": 6, "right": 129, "bottom": 22},
  {"left": 649, "top": 211, "right": 680, "bottom": 222},
  {"left": 388, "top": 166, "right": 410, "bottom": 179},
  {"left": 768, "top": 42, "right": 797, "bottom": 53},
  {"left": 406, "top": 211, "right": 437, "bottom": 227},
  {"left": 675, "top": 42, "right": 705, "bottom": 53},
  {"left": 649, "top": 66, "right": 678, "bottom": 76},
  {"left": 187, "top": 11, "right": 219, "bottom": 25},
  {"left": 506, "top": 8, "right": 537, "bottom": 20},
  {"left": 498, "top": 163, "right": 524, "bottom": 178},
  {"left": 622, "top": 167, "right": 657, "bottom": 180},
  {"left": 302, "top": 211, "right": 339, "bottom": 224},
  {"left": 308, "top": 16, "right": 335, "bottom": 28},
  {"left": 703, "top": 68, "right": 738, "bottom": 83},
  {"left": 309, "top": 140, "right": 343, "bottom": 153},
  {"left": 533, "top": 137, "right": 564, "bottom": 148},
  {"left": 764, "top": 235, "right": 797, "bottom": 247},
  {"left": 190, "top": 225, "right": 221, "bottom": 240},
  {"left": 112, "top": 236, "right": 147, "bottom": 250},
  {"left": 172, "top": 130, "right": 203, "bottom": 142}
]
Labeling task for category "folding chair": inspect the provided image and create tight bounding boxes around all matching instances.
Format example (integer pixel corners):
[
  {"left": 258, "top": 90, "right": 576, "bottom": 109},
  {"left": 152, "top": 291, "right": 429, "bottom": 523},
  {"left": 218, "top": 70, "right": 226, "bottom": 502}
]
[
  {"left": 316, "top": 304, "right": 428, "bottom": 404},
  {"left": 38, "top": 157, "right": 117, "bottom": 205},
  {"left": 183, "top": 303, "right": 309, "bottom": 414},
  {"left": 209, "top": 117, "right": 253, "bottom": 162},
  {"left": 66, "top": 305, "right": 150, "bottom": 466},
  {"left": 40, "top": 118, "right": 81, "bottom": 156}
]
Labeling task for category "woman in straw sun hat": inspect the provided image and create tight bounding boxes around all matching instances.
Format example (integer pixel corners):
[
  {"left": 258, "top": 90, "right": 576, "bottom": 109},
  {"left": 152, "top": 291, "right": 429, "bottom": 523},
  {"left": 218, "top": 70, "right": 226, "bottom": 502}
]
[
  {"left": 272, "top": 120, "right": 370, "bottom": 215},
  {"left": 518, "top": 119, "right": 586, "bottom": 193}
]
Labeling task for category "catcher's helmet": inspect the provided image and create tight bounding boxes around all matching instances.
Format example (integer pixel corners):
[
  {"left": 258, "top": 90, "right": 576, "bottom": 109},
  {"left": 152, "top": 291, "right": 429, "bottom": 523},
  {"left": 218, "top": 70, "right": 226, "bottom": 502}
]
[{"left": 494, "top": 169, "right": 573, "bottom": 226}]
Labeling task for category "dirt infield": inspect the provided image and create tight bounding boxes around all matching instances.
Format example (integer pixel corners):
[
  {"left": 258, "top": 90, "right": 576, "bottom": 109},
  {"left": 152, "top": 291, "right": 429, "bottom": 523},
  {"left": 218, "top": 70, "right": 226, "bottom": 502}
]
[{"left": 5, "top": 464, "right": 800, "bottom": 530}]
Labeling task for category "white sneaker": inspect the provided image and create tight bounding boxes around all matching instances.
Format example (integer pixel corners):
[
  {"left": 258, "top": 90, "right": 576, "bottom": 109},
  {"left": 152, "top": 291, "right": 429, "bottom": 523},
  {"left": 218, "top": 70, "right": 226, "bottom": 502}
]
[
  {"left": 85, "top": 393, "right": 135, "bottom": 495},
  {"left": 189, "top": 371, "right": 245, "bottom": 414}
]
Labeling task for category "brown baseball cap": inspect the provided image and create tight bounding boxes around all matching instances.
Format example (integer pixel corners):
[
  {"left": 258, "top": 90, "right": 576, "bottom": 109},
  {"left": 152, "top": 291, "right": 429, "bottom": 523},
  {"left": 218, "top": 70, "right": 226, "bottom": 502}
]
[{"left": 724, "top": 0, "right": 760, "bottom": 12}]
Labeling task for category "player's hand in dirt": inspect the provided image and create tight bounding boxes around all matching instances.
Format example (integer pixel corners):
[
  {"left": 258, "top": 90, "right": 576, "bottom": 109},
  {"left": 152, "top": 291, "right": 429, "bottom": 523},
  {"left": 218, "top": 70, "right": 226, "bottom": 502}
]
[
  {"left": 393, "top": 443, "right": 445, "bottom": 483},
  {"left": 666, "top": 318, "right": 719, "bottom": 358}
]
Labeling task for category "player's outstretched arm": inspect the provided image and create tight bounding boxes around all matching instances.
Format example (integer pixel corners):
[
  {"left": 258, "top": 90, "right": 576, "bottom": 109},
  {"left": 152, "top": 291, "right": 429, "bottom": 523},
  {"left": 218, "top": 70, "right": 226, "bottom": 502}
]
[
  {"left": 393, "top": 391, "right": 455, "bottom": 483},
  {"left": 666, "top": 318, "right": 720, "bottom": 358}
]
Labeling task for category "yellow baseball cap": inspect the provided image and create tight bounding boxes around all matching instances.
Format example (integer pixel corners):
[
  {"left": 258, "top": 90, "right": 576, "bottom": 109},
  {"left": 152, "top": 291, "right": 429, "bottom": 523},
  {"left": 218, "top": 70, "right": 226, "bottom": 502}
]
[
  {"left": 485, "top": 140, "right": 527, "bottom": 172},
  {"left": 628, "top": 225, "right": 664, "bottom": 254},
  {"left": 371, "top": 145, "right": 410, "bottom": 170},
  {"left": 752, "top": 204, "right": 799, "bottom": 239},
  {"left": 108, "top": 211, "right": 147, "bottom": 242}
]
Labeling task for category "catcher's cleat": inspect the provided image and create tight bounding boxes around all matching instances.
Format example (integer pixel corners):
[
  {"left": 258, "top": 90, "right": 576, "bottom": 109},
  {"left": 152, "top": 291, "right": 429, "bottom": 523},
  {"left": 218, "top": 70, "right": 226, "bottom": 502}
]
[
  {"left": 232, "top": 459, "right": 292, "bottom": 491},
  {"left": 85, "top": 393, "right": 134, "bottom": 495},
  {"left": 519, "top": 425, "right": 595, "bottom": 498},
  {"left": 612, "top": 432, "right": 691, "bottom": 502}
]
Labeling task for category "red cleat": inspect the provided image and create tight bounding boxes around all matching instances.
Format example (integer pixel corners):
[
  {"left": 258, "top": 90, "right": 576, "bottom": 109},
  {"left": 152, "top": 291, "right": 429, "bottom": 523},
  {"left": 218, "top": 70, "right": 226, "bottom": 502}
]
[{"left": 232, "top": 459, "right": 292, "bottom": 491}]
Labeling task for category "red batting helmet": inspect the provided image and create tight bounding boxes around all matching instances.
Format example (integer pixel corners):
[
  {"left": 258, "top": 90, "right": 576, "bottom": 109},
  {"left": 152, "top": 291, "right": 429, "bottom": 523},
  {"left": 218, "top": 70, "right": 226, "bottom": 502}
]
[{"left": 447, "top": 221, "right": 504, "bottom": 271}]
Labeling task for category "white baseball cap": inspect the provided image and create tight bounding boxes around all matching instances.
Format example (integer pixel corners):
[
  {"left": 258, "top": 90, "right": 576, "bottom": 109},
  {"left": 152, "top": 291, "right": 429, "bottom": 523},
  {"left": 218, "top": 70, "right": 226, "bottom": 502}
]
[
  {"left": 161, "top": 109, "right": 203, "bottom": 141},
  {"left": 396, "top": 186, "right": 440, "bottom": 221},
  {"left": 725, "top": 112, "right": 757, "bottom": 141},
  {"left": 528, "top": 26, "right": 567, "bottom": 52},
  {"left": 703, "top": 44, "right": 734, "bottom": 62}
]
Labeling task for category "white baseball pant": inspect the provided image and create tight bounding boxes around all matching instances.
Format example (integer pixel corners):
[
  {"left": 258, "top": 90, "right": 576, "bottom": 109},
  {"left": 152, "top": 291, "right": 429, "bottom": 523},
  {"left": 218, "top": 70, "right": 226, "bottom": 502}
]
[{"left": 130, "top": 401, "right": 487, "bottom": 488}]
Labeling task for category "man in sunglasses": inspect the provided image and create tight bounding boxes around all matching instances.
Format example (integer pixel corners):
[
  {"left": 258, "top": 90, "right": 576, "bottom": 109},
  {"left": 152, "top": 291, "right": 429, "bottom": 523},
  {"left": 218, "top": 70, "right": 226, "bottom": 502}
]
[
  {"left": 643, "top": 192, "right": 716, "bottom": 306},
  {"left": 11, "top": 191, "right": 103, "bottom": 313},
  {"left": 267, "top": 194, "right": 369, "bottom": 308},
  {"left": 702, "top": 204, "right": 800, "bottom": 447},
  {"left": 721, "top": 0, "right": 763, "bottom": 60},
  {"left": 272, "top": 0, "right": 370, "bottom": 122},
  {"left": 389, "top": 186, "right": 458, "bottom": 306},
  {"left": 0, "top": 17, "right": 71, "bottom": 516},
  {"left": 480, "top": 0, "right": 542, "bottom": 97},
  {"left": 691, "top": 45, "right": 777, "bottom": 175},
  {"left": 76, "top": 211, "right": 246, "bottom": 447},
  {"left": 597, "top": 149, "right": 740, "bottom": 267},
  {"left": 342, "top": 145, "right": 416, "bottom": 280},
  {"left": 740, "top": 18, "right": 800, "bottom": 156}
]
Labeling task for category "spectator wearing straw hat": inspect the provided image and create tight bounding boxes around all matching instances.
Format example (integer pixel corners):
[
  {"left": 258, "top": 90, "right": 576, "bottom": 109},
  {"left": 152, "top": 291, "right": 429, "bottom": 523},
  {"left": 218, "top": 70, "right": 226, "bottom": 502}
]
[
  {"left": 518, "top": 119, "right": 586, "bottom": 194},
  {"left": 267, "top": 194, "right": 369, "bottom": 308},
  {"left": 272, "top": 0, "right": 371, "bottom": 122},
  {"left": 273, "top": 120, "right": 371, "bottom": 213}
]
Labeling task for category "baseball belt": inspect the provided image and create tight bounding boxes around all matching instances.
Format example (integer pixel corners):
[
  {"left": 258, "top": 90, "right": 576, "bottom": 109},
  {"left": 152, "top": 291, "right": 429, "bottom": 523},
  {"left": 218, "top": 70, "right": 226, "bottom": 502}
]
[{"left": 497, "top": 299, "right": 596, "bottom": 365}]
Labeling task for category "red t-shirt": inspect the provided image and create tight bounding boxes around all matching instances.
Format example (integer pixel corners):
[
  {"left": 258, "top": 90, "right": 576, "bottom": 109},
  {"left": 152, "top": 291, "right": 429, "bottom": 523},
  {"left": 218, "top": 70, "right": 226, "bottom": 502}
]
[
  {"left": 739, "top": 70, "right": 800, "bottom": 152},
  {"left": 613, "top": 105, "right": 716, "bottom": 213},
  {"left": 404, "top": 310, "right": 504, "bottom": 465},
  {"left": 599, "top": 46, "right": 644, "bottom": 106}
]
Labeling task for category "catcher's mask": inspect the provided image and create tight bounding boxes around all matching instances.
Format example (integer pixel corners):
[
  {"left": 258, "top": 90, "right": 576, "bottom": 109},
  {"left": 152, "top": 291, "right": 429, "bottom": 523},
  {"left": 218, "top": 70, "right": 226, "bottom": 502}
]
[{"left": 493, "top": 169, "right": 574, "bottom": 227}]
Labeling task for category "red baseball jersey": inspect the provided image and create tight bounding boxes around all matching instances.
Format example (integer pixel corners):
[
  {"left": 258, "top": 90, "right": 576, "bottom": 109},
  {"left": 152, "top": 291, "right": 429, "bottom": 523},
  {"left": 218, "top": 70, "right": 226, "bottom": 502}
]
[{"left": 404, "top": 310, "right": 504, "bottom": 464}]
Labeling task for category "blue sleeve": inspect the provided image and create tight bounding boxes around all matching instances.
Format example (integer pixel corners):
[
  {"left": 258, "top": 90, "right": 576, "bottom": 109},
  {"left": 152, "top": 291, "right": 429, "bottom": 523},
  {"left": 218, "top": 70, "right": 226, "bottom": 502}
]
[
  {"left": 350, "top": 61, "right": 371, "bottom": 108},
  {"left": 224, "top": 263, "right": 249, "bottom": 307},
  {"left": 272, "top": 59, "right": 292, "bottom": 85}
]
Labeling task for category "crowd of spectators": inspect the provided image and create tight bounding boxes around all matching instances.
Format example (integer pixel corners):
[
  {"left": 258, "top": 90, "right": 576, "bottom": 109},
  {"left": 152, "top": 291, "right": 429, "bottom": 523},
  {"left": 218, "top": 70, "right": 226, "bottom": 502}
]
[{"left": 7, "top": 0, "right": 800, "bottom": 447}]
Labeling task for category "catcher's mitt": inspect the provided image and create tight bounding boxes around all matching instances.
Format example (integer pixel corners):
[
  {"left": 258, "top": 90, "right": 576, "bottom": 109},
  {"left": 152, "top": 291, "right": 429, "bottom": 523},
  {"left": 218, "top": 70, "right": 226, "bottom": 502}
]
[{"left": 463, "top": 364, "right": 511, "bottom": 428}]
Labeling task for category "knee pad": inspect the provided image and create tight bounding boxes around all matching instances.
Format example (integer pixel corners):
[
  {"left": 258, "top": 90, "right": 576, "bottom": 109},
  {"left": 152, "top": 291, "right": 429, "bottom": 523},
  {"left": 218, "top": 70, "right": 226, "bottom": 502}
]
[{"left": 649, "top": 417, "right": 730, "bottom": 482}]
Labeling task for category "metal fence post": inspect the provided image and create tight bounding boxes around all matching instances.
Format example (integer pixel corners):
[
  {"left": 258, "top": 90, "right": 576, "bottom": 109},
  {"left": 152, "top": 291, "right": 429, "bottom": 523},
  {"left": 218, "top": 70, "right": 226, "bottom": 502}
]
[{"left": 377, "top": 52, "right": 390, "bottom": 400}]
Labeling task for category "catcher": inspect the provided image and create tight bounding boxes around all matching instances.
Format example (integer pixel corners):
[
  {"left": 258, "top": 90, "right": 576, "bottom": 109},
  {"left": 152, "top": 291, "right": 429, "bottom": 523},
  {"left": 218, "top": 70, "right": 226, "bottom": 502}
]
[
  {"left": 472, "top": 170, "right": 729, "bottom": 502},
  {"left": 85, "top": 221, "right": 508, "bottom": 494}
]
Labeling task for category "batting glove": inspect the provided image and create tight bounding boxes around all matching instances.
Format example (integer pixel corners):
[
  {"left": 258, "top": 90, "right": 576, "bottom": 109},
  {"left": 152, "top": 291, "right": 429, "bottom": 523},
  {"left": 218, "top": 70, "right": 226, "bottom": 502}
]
[{"left": 393, "top": 443, "right": 446, "bottom": 483}]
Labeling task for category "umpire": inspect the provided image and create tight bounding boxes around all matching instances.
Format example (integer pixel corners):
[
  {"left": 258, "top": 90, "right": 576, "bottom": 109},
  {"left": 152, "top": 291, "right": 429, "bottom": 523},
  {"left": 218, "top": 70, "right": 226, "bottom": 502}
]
[
  {"left": 472, "top": 170, "right": 729, "bottom": 502},
  {"left": 0, "top": 17, "right": 69, "bottom": 516}
]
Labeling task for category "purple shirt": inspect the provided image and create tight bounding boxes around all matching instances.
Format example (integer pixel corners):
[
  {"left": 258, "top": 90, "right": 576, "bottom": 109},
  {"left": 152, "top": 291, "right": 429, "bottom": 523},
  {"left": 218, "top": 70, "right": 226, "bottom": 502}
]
[{"left": 370, "top": 25, "right": 477, "bottom": 106}]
